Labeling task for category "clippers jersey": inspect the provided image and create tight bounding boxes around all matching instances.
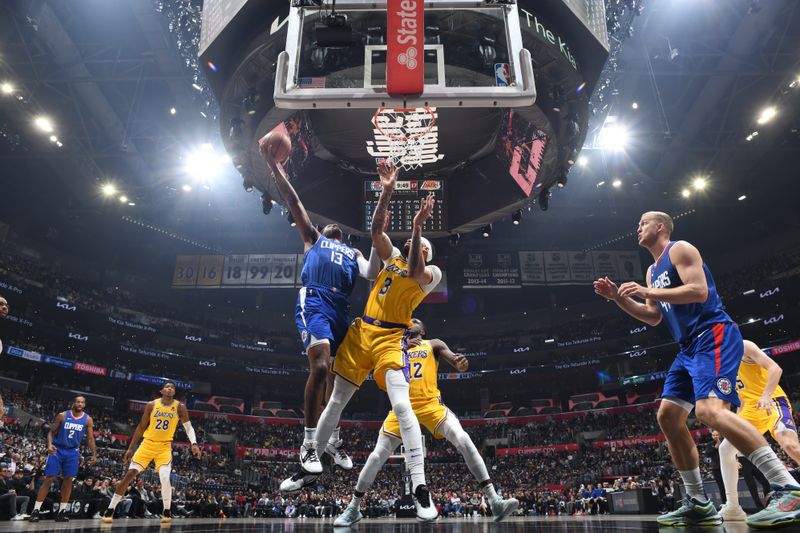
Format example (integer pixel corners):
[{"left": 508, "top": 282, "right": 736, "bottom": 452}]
[
  {"left": 737, "top": 361, "right": 787, "bottom": 404},
  {"left": 363, "top": 251, "right": 427, "bottom": 325},
  {"left": 143, "top": 399, "right": 179, "bottom": 442},
  {"left": 301, "top": 236, "right": 359, "bottom": 295},
  {"left": 54, "top": 411, "right": 87, "bottom": 449},
  {"left": 407, "top": 340, "right": 441, "bottom": 402},
  {"left": 649, "top": 241, "right": 732, "bottom": 345}
]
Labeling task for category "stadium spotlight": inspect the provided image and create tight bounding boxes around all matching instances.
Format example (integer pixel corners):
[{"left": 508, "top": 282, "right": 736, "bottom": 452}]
[
  {"left": 34, "top": 116, "right": 54, "bottom": 133},
  {"left": 631, "top": 101, "right": 639, "bottom": 110},
  {"left": 681, "top": 188, "right": 691, "bottom": 198},
  {"left": 243, "top": 89, "right": 259, "bottom": 116},
  {"left": 556, "top": 173, "right": 568, "bottom": 188},
  {"left": 551, "top": 85, "right": 564, "bottom": 112},
  {"left": 756, "top": 106, "right": 777, "bottom": 125},
  {"left": 261, "top": 192, "right": 273, "bottom": 215},
  {"left": 449, "top": 233, "right": 460, "bottom": 246},
  {"left": 49, "top": 135, "right": 58, "bottom": 143},
  {"left": 539, "top": 188, "right": 551, "bottom": 211},
  {"left": 1, "top": 82, "right": 14, "bottom": 95},
  {"left": 170, "top": 107, "right": 177, "bottom": 115},
  {"left": 577, "top": 155, "right": 588, "bottom": 167},
  {"left": 512, "top": 210, "right": 522, "bottom": 225},
  {"left": 598, "top": 123, "right": 629, "bottom": 152},
  {"left": 185, "top": 144, "right": 228, "bottom": 182},
  {"left": 612, "top": 179, "right": 622, "bottom": 188},
  {"left": 288, "top": 212, "right": 296, "bottom": 227},
  {"left": 101, "top": 183, "right": 117, "bottom": 197},
  {"left": 481, "top": 225, "right": 492, "bottom": 238},
  {"left": 692, "top": 176, "right": 707, "bottom": 191},
  {"left": 738, "top": 195, "right": 747, "bottom": 201},
  {"left": 182, "top": 184, "right": 192, "bottom": 192},
  {"left": 119, "top": 195, "right": 128, "bottom": 203}
]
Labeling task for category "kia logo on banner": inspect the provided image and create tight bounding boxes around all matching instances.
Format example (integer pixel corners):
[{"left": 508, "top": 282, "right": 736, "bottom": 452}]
[
  {"left": 387, "top": 0, "right": 423, "bottom": 96},
  {"left": 198, "top": 360, "right": 216, "bottom": 367},
  {"left": 763, "top": 314, "right": 784, "bottom": 326},
  {"left": 185, "top": 335, "right": 202, "bottom": 343},
  {"left": 509, "top": 368, "right": 527, "bottom": 375},
  {"left": 629, "top": 326, "right": 647, "bottom": 335},
  {"left": 512, "top": 346, "right": 530, "bottom": 353},
  {"left": 56, "top": 302, "right": 76, "bottom": 311},
  {"left": 68, "top": 333, "right": 88, "bottom": 342},
  {"left": 628, "top": 350, "right": 647, "bottom": 358},
  {"left": 760, "top": 287, "right": 780, "bottom": 298}
]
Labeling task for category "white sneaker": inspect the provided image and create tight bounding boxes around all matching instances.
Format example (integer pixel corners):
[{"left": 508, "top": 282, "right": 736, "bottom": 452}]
[
  {"left": 490, "top": 496, "right": 520, "bottom": 522},
  {"left": 300, "top": 443, "right": 323, "bottom": 474},
  {"left": 413, "top": 485, "right": 438, "bottom": 522},
  {"left": 333, "top": 504, "right": 363, "bottom": 526},
  {"left": 279, "top": 469, "right": 320, "bottom": 495},
  {"left": 325, "top": 440, "right": 354, "bottom": 470},
  {"left": 719, "top": 502, "right": 747, "bottom": 522},
  {"left": 11, "top": 514, "right": 26, "bottom": 521}
]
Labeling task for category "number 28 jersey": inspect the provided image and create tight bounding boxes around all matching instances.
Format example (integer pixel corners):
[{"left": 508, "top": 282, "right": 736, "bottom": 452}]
[{"left": 143, "top": 399, "right": 179, "bottom": 442}]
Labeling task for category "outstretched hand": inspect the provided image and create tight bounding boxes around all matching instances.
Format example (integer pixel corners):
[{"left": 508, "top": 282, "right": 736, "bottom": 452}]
[
  {"left": 413, "top": 193, "right": 435, "bottom": 228},
  {"left": 593, "top": 277, "right": 620, "bottom": 301},
  {"left": 377, "top": 160, "right": 399, "bottom": 190}
]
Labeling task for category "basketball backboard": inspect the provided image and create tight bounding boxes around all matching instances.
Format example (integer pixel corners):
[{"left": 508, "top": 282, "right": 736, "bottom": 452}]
[{"left": 274, "top": 0, "right": 535, "bottom": 109}]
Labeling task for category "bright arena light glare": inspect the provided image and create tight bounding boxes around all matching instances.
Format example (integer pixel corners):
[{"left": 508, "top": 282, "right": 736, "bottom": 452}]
[
  {"left": 738, "top": 195, "right": 747, "bottom": 201},
  {"left": 34, "top": 116, "right": 54, "bottom": 133},
  {"left": 631, "top": 102, "right": 639, "bottom": 109},
  {"left": 692, "top": 176, "right": 708, "bottom": 191},
  {"left": 170, "top": 107, "right": 177, "bottom": 115},
  {"left": 577, "top": 156, "right": 588, "bottom": 167},
  {"left": 182, "top": 184, "right": 192, "bottom": 192},
  {"left": 49, "top": 135, "right": 58, "bottom": 143},
  {"left": 598, "top": 124, "right": 629, "bottom": 152},
  {"left": 101, "top": 183, "right": 117, "bottom": 197},
  {"left": 119, "top": 196, "right": 128, "bottom": 203},
  {"left": 681, "top": 188, "right": 691, "bottom": 198},
  {"left": 756, "top": 106, "right": 777, "bottom": 125},
  {"left": 612, "top": 179, "right": 622, "bottom": 188},
  {"left": 1, "top": 82, "right": 14, "bottom": 95}
]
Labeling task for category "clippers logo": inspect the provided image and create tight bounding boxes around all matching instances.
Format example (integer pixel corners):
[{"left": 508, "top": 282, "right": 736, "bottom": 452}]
[
  {"left": 716, "top": 377, "right": 733, "bottom": 396},
  {"left": 397, "top": 46, "right": 418, "bottom": 70}
]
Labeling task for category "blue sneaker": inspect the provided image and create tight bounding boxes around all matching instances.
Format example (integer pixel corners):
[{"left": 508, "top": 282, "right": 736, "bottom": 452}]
[
  {"left": 656, "top": 495, "right": 721, "bottom": 527},
  {"left": 746, "top": 483, "right": 800, "bottom": 529}
]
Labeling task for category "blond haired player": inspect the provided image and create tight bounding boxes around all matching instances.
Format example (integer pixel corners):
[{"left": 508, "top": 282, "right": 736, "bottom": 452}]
[
  {"left": 102, "top": 382, "right": 200, "bottom": 524},
  {"left": 280, "top": 161, "right": 441, "bottom": 521},
  {"left": 718, "top": 340, "right": 800, "bottom": 522},
  {"left": 334, "top": 319, "right": 519, "bottom": 526}
]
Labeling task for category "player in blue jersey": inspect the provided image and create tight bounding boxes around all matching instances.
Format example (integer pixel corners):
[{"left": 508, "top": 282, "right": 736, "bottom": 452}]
[
  {"left": 263, "top": 140, "right": 380, "bottom": 478},
  {"left": 594, "top": 211, "right": 800, "bottom": 528},
  {"left": 28, "top": 396, "right": 96, "bottom": 523}
]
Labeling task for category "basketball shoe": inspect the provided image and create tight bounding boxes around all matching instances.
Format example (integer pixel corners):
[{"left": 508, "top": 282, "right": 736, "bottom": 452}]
[
  {"left": 161, "top": 509, "right": 172, "bottom": 524},
  {"left": 325, "top": 439, "right": 353, "bottom": 470},
  {"left": 746, "top": 484, "right": 800, "bottom": 528},
  {"left": 333, "top": 504, "right": 363, "bottom": 527},
  {"left": 718, "top": 502, "right": 747, "bottom": 522},
  {"left": 279, "top": 469, "right": 320, "bottom": 495},
  {"left": 656, "top": 495, "right": 722, "bottom": 526},
  {"left": 413, "top": 485, "right": 438, "bottom": 521},
  {"left": 299, "top": 442, "right": 322, "bottom": 474},
  {"left": 490, "top": 496, "right": 520, "bottom": 522}
]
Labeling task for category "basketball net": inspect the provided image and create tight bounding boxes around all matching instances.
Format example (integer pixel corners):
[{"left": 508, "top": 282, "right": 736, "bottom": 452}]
[{"left": 371, "top": 107, "right": 437, "bottom": 171}]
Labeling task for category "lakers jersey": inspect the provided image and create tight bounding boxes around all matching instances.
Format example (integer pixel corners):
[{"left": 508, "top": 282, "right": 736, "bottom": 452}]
[
  {"left": 407, "top": 340, "right": 441, "bottom": 402},
  {"left": 143, "top": 399, "right": 179, "bottom": 442},
  {"left": 363, "top": 252, "right": 427, "bottom": 325},
  {"left": 737, "top": 361, "right": 787, "bottom": 404}
]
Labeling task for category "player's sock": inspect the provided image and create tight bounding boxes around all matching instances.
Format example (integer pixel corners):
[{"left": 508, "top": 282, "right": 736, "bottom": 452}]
[
  {"left": 303, "top": 427, "right": 315, "bottom": 446},
  {"left": 678, "top": 468, "right": 707, "bottom": 501},
  {"left": 33, "top": 501, "right": 43, "bottom": 512},
  {"left": 313, "top": 378, "right": 357, "bottom": 456},
  {"left": 355, "top": 433, "right": 398, "bottom": 493},
  {"left": 329, "top": 426, "right": 341, "bottom": 444},
  {"left": 351, "top": 492, "right": 364, "bottom": 508},
  {"left": 108, "top": 493, "right": 123, "bottom": 511},
  {"left": 385, "top": 369, "right": 425, "bottom": 490},
  {"left": 54, "top": 502, "right": 61, "bottom": 511},
  {"left": 480, "top": 481, "right": 498, "bottom": 500},
  {"left": 749, "top": 445, "right": 798, "bottom": 487},
  {"left": 159, "top": 465, "right": 172, "bottom": 512},
  {"left": 719, "top": 438, "right": 741, "bottom": 507}
]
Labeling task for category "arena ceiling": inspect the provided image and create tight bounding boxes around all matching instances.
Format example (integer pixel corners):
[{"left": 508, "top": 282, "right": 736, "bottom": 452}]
[{"left": 1, "top": 0, "right": 799, "bottom": 258}]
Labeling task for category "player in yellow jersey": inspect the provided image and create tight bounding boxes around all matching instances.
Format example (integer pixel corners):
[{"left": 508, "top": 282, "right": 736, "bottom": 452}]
[
  {"left": 102, "top": 382, "right": 201, "bottom": 525},
  {"left": 718, "top": 340, "right": 800, "bottom": 522},
  {"left": 280, "top": 161, "right": 441, "bottom": 521},
  {"left": 334, "top": 319, "right": 520, "bottom": 526}
]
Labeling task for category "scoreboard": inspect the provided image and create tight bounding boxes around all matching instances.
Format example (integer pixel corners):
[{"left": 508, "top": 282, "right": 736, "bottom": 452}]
[{"left": 363, "top": 179, "right": 446, "bottom": 234}]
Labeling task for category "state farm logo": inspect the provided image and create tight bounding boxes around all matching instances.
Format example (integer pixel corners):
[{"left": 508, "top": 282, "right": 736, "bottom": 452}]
[
  {"left": 398, "top": 46, "right": 418, "bottom": 70},
  {"left": 395, "top": 0, "right": 419, "bottom": 46}
]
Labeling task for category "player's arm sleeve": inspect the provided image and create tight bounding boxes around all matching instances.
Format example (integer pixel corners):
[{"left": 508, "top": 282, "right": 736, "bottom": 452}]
[
  {"left": 420, "top": 265, "right": 442, "bottom": 294},
  {"left": 183, "top": 421, "right": 197, "bottom": 445},
  {"left": 357, "top": 247, "right": 382, "bottom": 280}
]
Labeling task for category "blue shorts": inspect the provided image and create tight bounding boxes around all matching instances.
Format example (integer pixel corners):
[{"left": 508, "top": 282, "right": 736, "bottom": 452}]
[
  {"left": 44, "top": 447, "right": 80, "bottom": 478},
  {"left": 295, "top": 287, "right": 350, "bottom": 356},
  {"left": 662, "top": 322, "right": 743, "bottom": 407}
]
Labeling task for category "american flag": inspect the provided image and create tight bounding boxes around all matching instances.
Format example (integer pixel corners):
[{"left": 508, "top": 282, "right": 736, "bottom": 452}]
[{"left": 299, "top": 77, "right": 326, "bottom": 88}]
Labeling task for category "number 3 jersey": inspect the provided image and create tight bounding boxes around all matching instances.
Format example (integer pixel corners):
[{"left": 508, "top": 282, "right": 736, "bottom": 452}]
[{"left": 143, "top": 399, "right": 179, "bottom": 442}]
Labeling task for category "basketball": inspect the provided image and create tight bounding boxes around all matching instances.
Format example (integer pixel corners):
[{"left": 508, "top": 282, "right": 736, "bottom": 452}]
[{"left": 259, "top": 131, "right": 291, "bottom": 164}]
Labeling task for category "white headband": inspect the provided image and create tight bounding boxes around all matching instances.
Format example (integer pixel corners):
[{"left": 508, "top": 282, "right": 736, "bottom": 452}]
[{"left": 420, "top": 237, "right": 434, "bottom": 262}]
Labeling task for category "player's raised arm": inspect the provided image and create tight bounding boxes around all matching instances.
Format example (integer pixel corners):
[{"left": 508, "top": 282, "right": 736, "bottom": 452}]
[
  {"left": 86, "top": 416, "right": 97, "bottom": 465},
  {"left": 260, "top": 138, "right": 319, "bottom": 251},
  {"left": 431, "top": 338, "right": 469, "bottom": 372},
  {"left": 743, "top": 340, "right": 783, "bottom": 415},
  {"left": 408, "top": 194, "right": 436, "bottom": 285},
  {"left": 125, "top": 402, "right": 154, "bottom": 464},
  {"left": 594, "top": 271, "right": 662, "bottom": 327},
  {"left": 619, "top": 241, "right": 709, "bottom": 305},
  {"left": 371, "top": 160, "right": 398, "bottom": 261},
  {"left": 47, "top": 412, "right": 65, "bottom": 454}
]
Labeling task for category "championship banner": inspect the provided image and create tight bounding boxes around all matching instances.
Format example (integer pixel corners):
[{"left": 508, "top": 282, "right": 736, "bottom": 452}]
[
  {"left": 386, "top": 0, "right": 424, "bottom": 96},
  {"left": 519, "top": 251, "right": 545, "bottom": 285},
  {"left": 543, "top": 251, "right": 570, "bottom": 284},
  {"left": 173, "top": 254, "right": 303, "bottom": 289},
  {"left": 591, "top": 251, "right": 620, "bottom": 280},
  {"left": 462, "top": 252, "right": 522, "bottom": 289}
]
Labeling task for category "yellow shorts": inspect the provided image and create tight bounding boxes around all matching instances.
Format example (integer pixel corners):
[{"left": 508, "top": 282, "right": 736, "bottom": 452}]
[
  {"left": 333, "top": 318, "right": 408, "bottom": 391},
  {"left": 131, "top": 438, "right": 173, "bottom": 471},
  {"left": 739, "top": 396, "right": 796, "bottom": 440},
  {"left": 382, "top": 397, "right": 449, "bottom": 440}
]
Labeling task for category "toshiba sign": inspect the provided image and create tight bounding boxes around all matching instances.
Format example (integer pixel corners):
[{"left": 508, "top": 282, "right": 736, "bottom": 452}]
[{"left": 387, "top": 0, "right": 423, "bottom": 96}]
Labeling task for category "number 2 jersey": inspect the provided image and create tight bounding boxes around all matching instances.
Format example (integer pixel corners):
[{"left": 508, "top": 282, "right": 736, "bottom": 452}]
[
  {"left": 54, "top": 410, "right": 88, "bottom": 449},
  {"left": 143, "top": 399, "right": 179, "bottom": 442}
]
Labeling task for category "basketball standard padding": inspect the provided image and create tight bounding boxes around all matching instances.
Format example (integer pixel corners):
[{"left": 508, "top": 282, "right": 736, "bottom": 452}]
[
  {"left": 259, "top": 132, "right": 291, "bottom": 164},
  {"left": 387, "top": 0, "right": 424, "bottom": 97}
]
